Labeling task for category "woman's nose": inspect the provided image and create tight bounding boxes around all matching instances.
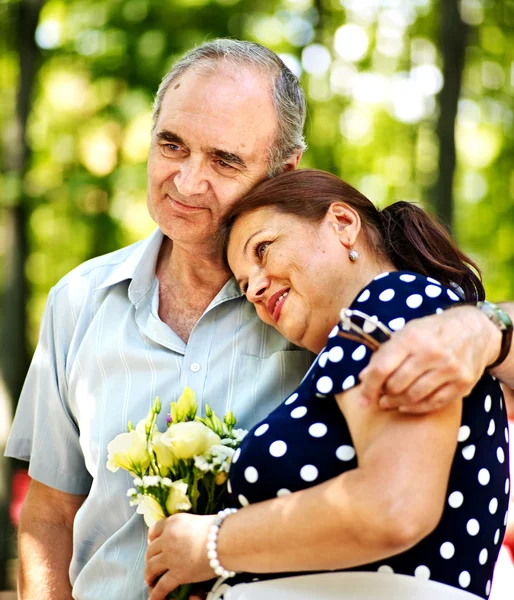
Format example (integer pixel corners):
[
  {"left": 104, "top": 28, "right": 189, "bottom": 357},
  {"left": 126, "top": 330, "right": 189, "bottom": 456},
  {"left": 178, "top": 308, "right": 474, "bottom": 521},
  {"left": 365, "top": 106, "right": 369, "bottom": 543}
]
[{"left": 246, "top": 276, "right": 269, "bottom": 303}]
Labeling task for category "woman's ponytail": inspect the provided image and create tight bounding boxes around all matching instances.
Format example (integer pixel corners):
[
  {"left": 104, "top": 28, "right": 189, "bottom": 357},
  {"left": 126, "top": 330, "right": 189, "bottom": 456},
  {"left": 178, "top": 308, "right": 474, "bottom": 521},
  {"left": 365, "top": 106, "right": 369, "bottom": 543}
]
[{"left": 379, "top": 202, "right": 484, "bottom": 301}]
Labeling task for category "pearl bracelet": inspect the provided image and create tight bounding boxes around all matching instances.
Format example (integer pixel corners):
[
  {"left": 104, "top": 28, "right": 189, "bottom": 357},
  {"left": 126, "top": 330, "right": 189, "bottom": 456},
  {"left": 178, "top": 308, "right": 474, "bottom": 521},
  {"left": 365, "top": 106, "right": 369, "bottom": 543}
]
[{"left": 207, "top": 507, "right": 238, "bottom": 579}]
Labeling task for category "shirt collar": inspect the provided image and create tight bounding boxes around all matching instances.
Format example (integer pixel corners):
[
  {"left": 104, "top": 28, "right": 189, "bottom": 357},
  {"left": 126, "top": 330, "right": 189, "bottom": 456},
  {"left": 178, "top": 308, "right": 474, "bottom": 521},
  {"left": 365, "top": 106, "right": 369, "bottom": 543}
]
[
  {"left": 95, "top": 227, "right": 163, "bottom": 304},
  {"left": 95, "top": 227, "right": 245, "bottom": 306}
]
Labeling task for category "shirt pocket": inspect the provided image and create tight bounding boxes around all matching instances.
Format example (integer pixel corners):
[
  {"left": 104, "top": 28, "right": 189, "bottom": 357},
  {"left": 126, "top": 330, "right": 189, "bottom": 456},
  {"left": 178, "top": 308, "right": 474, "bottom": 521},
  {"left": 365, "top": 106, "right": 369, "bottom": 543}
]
[{"left": 232, "top": 350, "right": 314, "bottom": 429}]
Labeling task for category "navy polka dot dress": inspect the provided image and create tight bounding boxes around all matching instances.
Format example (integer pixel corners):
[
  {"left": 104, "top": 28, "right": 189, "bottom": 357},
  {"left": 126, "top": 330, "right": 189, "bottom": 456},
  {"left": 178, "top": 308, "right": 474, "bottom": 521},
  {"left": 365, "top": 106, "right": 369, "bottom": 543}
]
[{"left": 228, "top": 272, "right": 510, "bottom": 598}]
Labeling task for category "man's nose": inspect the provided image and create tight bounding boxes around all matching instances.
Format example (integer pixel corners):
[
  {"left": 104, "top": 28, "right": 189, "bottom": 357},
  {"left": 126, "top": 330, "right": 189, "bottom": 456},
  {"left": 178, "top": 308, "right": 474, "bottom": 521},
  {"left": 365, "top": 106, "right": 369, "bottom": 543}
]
[
  {"left": 246, "top": 275, "right": 270, "bottom": 304},
  {"left": 174, "top": 158, "right": 209, "bottom": 196}
]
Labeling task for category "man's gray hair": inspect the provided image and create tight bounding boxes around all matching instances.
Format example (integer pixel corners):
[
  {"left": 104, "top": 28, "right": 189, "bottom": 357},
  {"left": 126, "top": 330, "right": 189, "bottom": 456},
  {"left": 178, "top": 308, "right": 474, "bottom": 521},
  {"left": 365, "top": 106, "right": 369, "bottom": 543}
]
[{"left": 152, "top": 39, "right": 307, "bottom": 176}]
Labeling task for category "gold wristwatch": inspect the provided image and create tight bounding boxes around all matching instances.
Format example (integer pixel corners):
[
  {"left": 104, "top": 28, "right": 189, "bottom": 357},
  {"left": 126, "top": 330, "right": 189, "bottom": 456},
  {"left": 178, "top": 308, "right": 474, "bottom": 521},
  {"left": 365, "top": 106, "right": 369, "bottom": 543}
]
[{"left": 477, "top": 301, "right": 513, "bottom": 369}]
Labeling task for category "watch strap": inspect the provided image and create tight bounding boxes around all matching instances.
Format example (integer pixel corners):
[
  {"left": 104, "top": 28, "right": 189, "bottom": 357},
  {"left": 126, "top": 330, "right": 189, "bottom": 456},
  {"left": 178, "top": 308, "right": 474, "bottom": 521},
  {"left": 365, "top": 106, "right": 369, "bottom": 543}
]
[{"left": 477, "top": 301, "right": 513, "bottom": 370}]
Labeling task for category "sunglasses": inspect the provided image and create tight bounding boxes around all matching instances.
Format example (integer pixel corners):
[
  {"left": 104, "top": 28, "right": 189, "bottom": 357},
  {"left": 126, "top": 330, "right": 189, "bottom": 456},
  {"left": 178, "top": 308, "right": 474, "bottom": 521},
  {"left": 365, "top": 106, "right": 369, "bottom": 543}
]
[{"left": 338, "top": 308, "right": 393, "bottom": 352}]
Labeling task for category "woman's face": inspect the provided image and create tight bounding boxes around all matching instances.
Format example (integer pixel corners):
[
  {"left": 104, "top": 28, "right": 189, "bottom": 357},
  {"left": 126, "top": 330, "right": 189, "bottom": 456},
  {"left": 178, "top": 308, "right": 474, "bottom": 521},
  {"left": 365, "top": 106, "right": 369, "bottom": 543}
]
[{"left": 227, "top": 206, "right": 350, "bottom": 353}]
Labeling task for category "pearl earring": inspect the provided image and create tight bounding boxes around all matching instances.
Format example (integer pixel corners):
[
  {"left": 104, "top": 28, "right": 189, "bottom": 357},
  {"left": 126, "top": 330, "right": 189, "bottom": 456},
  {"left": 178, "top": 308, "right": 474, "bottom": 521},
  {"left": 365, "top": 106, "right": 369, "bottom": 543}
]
[{"left": 349, "top": 247, "right": 359, "bottom": 262}]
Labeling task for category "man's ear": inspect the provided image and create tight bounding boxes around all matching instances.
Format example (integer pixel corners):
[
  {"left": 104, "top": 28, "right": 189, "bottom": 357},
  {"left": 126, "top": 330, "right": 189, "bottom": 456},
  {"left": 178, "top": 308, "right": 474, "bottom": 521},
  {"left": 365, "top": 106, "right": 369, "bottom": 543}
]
[
  {"left": 281, "top": 151, "right": 303, "bottom": 172},
  {"left": 326, "top": 202, "right": 361, "bottom": 248}
]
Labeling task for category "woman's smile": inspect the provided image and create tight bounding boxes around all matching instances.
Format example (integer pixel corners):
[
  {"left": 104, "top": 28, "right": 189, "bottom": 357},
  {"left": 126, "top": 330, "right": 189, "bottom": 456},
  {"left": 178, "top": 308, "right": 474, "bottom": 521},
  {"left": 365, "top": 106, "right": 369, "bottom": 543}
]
[{"left": 268, "top": 288, "right": 290, "bottom": 322}]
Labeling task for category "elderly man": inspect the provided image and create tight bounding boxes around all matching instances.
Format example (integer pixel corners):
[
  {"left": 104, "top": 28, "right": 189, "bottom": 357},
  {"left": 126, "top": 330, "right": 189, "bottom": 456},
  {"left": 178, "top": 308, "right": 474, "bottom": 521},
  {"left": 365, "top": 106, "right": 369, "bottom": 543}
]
[{"left": 5, "top": 39, "right": 514, "bottom": 600}]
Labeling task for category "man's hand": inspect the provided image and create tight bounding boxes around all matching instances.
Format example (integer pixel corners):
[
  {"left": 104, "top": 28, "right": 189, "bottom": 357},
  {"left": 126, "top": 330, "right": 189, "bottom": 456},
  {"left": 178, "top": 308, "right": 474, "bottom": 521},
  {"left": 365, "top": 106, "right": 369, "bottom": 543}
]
[
  {"left": 145, "top": 513, "right": 215, "bottom": 600},
  {"left": 358, "top": 305, "right": 502, "bottom": 414}
]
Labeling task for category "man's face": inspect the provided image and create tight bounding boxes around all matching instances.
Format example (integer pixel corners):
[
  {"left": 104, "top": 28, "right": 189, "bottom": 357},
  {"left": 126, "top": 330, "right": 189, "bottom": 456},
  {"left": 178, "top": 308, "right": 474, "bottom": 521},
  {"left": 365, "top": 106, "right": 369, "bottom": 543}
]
[{"left": 147, "top": 65, "right": 280, "bottom": 251}]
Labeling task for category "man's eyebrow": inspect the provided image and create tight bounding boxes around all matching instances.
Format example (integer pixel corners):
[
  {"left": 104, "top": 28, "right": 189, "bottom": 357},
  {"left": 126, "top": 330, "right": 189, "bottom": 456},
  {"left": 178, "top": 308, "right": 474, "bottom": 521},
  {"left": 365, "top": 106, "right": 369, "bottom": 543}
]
[
  {"left": 207, "top": 148, "right": 247, "bottom": 169},
  {"left": 155, "top": 130, "right": 185, "bottom": 145}
]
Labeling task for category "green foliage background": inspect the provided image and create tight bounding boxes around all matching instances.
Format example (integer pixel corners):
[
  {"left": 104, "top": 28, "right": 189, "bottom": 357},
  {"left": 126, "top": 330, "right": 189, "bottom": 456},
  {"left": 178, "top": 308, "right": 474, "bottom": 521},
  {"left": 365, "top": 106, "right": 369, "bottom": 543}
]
[
  {"left": 1, "top": 0, "right": 514, "bottom": 351},
  {"left": 1, "top": 0, "right": 514, "bottom": 591}
]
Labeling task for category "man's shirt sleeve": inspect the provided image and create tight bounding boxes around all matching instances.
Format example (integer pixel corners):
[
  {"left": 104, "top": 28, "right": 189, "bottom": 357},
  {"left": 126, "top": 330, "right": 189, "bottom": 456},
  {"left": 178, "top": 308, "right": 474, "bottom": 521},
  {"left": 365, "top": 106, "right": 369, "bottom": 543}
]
[{"left": 5, "top": 286, "right": 92, "bottom": 495}]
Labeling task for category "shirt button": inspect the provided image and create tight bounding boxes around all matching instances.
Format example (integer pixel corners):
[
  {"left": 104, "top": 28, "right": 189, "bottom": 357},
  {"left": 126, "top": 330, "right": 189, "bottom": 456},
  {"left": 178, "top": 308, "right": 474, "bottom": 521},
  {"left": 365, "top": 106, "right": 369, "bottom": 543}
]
[{"left": 190, "top": 362, "right": 201, "bottom": 373}]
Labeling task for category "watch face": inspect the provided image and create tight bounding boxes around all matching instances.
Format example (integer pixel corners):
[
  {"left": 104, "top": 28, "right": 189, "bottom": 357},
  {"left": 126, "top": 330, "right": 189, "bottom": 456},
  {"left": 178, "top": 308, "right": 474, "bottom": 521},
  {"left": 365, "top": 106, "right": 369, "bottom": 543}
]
[{"left": 480, "top": 302, "right": 513, "bottom": 330}]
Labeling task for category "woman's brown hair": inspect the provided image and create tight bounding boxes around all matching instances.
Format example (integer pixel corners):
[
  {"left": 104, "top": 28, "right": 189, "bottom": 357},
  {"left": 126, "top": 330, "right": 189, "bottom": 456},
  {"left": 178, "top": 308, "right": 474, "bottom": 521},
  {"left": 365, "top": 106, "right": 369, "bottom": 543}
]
[{"left": 220, "top": 169, "right": 484, "bottom": 301}]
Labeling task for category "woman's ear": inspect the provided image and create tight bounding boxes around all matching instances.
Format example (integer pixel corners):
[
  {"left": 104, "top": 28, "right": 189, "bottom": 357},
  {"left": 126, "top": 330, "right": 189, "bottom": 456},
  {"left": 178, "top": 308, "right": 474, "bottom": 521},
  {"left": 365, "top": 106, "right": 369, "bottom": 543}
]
[{"left": 326, "top": 202, "right": 361, "bottom": 249}]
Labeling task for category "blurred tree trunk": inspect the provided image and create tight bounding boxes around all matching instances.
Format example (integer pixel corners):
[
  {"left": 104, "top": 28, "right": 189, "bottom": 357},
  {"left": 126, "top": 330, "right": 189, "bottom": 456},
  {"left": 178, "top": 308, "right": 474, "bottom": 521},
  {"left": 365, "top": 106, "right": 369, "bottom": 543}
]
[
  {"left": 431, "top": 0, "right": 469, "bottom": 232},
  {"left": 0, "top": 0, "right": 45, "bottom": 589}
]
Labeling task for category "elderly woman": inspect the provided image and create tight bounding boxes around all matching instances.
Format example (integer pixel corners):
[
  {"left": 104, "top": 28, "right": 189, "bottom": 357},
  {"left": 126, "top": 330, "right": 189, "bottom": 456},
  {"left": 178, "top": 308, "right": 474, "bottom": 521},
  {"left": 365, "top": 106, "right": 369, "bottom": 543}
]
[{"left": 145, "top": 170, "right": 510, "bottom": 600}]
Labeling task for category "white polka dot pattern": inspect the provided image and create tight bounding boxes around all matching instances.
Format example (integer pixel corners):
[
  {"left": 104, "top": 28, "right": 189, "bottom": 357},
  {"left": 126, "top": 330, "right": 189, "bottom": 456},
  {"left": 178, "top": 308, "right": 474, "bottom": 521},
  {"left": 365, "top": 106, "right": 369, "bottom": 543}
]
[
  {"left": 425, "top": 285, "right": 442, "bottom": 298},
  {"left": 379, "top": 289, "right": 395, "bottom": 302},
  {"left": 284, "top": 393, "right": 298, "bottom": 405},
  {"left": 461, "top": 445, "right": 475, "bottom": 460},
  {"left": 318, "top": 352, "right": 329, "bottom": 368},
  {"left": 388, "top": 317, "right": 405, "bottom": 330},
  {"left": 448, "top": 491, "right": 464, "bottom": 508},
  {"left": 458, "top": 426, "right": 471, "bottom": 442},
  {"left": 328, "top": 347, "right": 344, "bottom": 363},
  {"left": 290, "top": 406, "right": 307, "bottom": 419},
  {"left": 226, "top": 271, "right": 509, "bottom": 598},
  {"left": 254, "top": 424, "right": 269, "bottom": 437},
  {"left": 440, "top": 542, "right": 455, "bottom": 559},
  {"left": 316, "top": 376, "right": 333, "bottom": 394},
  {"left": 459, "top": 571, "right": 471, "bottom": 588},
  {"left": 489, "top": 498, "right": 498, "bottom": 514},
  {"left": 466, "top": 519, "right": 480, "bottom": 536},
  {"left": 406, "top": 294, "right": 423, "bottom": 309},
  {"left": 336, "top": 445, "right": 356, "bottom": 461},
  {"left": 269, "top": 441, "right": 287, "bottom": 457},
  {"left": 309, "top": 423, "right": 328, "bottom": 438},
  {"left": 342, "top": 375, "right": 355, "bottom": 390},
  {"left": 378, "top": 565, "right": 394, "bottom": 573},
  {"left": 478, "top": 469, "right": 490, "bottom": 486},
  {"left": 300, "top": 465, "right": 318, "bottom": 482},
  {"left": 244, "top": 466, "right": 258, "bottom": 484},
  {"left": 414, "top": 565, "right": 430, "bottom": 580},
  {"left": 351, "top": 345, "right": 366, "bottom": 361}
]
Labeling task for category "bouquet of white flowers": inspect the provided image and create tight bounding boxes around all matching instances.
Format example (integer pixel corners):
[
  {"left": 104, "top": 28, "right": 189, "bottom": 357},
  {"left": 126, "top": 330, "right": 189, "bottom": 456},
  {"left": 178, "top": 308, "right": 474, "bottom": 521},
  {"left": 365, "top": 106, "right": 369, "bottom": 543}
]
[{"left": 106, "top": 388, "right": 247, "bottom": 599}]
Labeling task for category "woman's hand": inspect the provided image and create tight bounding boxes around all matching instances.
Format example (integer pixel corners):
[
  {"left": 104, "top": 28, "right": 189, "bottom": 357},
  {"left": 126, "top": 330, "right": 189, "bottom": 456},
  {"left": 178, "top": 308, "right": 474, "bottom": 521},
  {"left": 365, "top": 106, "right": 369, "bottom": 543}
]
[{"left": 145, "top": 513, "right": 215, "bottom": 600}]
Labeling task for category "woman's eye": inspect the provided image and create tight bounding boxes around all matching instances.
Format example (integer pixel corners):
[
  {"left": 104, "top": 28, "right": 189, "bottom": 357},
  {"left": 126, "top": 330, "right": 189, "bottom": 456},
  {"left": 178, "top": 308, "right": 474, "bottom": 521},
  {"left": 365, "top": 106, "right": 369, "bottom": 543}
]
[{"left": 255, "top": 242, "right": 270, "bottom": 259}]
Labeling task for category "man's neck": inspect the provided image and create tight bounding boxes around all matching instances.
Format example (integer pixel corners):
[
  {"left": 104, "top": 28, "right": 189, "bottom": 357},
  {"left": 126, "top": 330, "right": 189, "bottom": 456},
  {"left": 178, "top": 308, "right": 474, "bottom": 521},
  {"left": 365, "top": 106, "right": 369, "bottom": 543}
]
[
  {"left": 155, "top": 237, "right": 233, "bottom": 342},
  {"left": 156, "top": 236, "right": 231, "bottom": 291}
]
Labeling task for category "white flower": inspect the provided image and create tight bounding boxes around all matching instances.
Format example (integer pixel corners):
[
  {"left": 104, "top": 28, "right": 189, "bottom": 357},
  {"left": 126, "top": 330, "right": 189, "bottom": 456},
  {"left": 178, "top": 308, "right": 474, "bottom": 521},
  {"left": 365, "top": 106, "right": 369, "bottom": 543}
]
[
  {"left": 106, "top": 421, "right": 150, "bottom": 476},
  {"left": 142, "top": 476, "right": 161, "bottom": 488},
  {"left": 194, "top": 455, "right": 212, "bottom": 473},
  {"left": 160, "top": 421, "right": 221, "bottom": 460},
  {"left": 165, "top": 481, "right": 192, "bottom": 515},
  {"left": 136, "top": 495, "right": 166, "bottom": 527}
]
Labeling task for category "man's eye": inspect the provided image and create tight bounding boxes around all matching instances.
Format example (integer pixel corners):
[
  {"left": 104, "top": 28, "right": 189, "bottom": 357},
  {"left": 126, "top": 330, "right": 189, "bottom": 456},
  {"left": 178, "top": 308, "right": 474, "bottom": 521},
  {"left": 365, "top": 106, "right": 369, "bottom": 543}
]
[
  {"left": 217, "top": 160, "right": 235, "bottom": 170},
  {"left": 164, "top": 144, "right": 180, "bottom": 152}
]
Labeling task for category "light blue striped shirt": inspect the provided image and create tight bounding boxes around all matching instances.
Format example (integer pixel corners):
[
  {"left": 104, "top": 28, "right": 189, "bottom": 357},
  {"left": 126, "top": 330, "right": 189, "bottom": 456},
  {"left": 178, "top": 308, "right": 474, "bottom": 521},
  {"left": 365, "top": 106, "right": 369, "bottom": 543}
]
[{"left": 6, "top": 227, "right": 314, "bottom": 600}]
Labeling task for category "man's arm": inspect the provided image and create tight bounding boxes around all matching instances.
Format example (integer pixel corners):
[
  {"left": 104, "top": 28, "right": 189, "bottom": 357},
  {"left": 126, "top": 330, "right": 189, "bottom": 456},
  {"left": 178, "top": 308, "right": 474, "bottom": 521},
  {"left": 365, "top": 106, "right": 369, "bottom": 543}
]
[
  {"left": 358, "top": 303, "right": 514, "bottom": 413},
  {"left": 18, "top": 479, "right": 86, "bottom": 600}
]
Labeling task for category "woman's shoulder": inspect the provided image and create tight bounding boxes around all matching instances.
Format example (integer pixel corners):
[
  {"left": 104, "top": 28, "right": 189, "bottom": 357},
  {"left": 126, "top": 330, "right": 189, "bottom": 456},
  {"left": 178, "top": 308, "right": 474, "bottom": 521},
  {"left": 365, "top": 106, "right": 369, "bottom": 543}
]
[{"left": 347, "top": 270, "right": 463, "bottom": 329}]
